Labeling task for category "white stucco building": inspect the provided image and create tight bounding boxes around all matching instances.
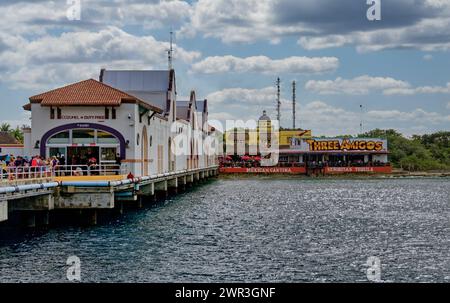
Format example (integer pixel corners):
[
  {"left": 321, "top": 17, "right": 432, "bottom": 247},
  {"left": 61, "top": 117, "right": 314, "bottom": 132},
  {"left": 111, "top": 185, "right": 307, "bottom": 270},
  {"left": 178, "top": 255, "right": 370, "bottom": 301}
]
[{"left": 22, "top": 69, "right": 218, "bottom": 176}]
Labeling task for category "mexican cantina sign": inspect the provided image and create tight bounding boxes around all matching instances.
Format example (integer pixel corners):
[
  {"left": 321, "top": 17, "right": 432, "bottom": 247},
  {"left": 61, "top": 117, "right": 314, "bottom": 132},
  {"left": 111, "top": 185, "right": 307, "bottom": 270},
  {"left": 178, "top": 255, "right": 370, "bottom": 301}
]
[{"left": 295, "top": 138, "right": 388, "bottom": 152}]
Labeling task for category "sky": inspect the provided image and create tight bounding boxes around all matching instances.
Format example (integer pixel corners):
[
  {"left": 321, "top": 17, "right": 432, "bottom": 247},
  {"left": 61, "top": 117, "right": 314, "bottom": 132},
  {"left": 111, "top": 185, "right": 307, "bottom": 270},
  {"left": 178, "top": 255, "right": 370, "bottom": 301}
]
[{"left": 0, "top": 0, "right": 449, "bottom": 136}]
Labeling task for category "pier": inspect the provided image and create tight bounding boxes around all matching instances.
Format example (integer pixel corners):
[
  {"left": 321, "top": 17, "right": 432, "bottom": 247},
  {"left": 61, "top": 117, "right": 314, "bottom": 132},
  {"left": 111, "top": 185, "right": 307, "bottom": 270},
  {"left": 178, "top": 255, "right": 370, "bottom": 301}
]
[{"left": 0, "top": 166, "right": 219, "bottom": 226}]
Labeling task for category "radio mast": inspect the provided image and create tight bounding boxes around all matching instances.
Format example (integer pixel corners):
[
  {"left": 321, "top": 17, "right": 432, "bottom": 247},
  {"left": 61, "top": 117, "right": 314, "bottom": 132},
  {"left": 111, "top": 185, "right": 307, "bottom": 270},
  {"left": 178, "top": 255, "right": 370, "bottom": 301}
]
[
  {"left": 276, "top": 77, "right": 281, "bottom": 122},
  {"left": 292, "top": 80, "right": 296, "bottom": 129},
  {"left": 360, "top": 104, "right": 363, "bottom": 134},
  {"left": 168, "top": 30, "right": 174, "bottom": 70}
]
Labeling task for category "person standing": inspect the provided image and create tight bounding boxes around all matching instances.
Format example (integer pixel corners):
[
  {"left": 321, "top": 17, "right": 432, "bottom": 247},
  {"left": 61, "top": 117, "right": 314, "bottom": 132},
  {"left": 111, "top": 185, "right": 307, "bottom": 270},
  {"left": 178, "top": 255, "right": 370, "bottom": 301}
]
[{"left": 5, "top": 154, "right": 11, "bottom": 165}]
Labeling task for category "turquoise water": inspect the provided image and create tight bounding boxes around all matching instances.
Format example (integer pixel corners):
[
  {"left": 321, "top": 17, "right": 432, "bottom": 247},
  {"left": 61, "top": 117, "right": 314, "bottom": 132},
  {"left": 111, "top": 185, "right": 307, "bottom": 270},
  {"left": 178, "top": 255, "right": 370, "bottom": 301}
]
[{"left": 0, "top": 178, "right": 449, "bottom": 282}]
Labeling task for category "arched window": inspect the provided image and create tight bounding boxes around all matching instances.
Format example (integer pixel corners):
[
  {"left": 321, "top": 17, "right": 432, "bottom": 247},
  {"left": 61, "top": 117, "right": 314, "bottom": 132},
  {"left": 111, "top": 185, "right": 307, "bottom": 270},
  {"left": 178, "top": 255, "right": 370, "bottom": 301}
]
[
  {"left": 46, "top": 129, "right": 119, "bottom": 145},
  {"left": 47, "top": 131, "right": 69, "bottom": 144}
]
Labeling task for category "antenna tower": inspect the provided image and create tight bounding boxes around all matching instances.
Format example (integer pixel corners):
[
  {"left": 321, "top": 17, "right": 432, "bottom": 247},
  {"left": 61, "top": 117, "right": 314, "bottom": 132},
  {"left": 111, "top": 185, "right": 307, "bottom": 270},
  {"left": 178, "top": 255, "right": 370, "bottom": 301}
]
[
  {"left": 276, "top": 77, "right": 281, "bottom": 122},
  {"left": 292, "top": 80, "right": 296, "bottom": 129}
]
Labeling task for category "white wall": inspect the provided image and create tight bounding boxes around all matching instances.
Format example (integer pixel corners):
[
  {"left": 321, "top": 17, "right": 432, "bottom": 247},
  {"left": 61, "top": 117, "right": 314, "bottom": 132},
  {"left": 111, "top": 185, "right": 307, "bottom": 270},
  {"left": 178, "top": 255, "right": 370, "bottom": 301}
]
[
  {"left": 27, "top": 96, "right": 215, "bottom": 177},
  {"left": 0, "top": 146, "right": 24, "bottom": 157}
]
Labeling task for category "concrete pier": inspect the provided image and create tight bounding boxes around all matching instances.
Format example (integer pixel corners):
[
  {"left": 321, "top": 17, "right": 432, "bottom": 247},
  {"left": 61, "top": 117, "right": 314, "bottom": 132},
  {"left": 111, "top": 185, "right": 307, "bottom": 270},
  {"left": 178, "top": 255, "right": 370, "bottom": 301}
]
[
  {"left": 0, "top": 199, "right": 7, "bottom": 222},
  {"left": 0, "top": 166, "right": 219, "bottom": 226}
]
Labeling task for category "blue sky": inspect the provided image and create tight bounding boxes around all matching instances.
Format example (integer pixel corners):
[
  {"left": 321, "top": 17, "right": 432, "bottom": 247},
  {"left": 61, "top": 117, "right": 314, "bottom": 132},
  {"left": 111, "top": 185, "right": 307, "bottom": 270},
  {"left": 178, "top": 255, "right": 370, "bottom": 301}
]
[{"left": 0, "top": 0, "right": 449, "bottom": 136}]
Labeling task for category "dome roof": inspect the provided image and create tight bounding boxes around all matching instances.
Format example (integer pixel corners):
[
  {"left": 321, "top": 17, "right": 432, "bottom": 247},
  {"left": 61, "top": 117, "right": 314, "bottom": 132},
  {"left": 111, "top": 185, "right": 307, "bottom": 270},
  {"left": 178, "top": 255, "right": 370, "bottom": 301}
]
[{"left": 258, "top": 110, "right": 271, "bottom": 121}]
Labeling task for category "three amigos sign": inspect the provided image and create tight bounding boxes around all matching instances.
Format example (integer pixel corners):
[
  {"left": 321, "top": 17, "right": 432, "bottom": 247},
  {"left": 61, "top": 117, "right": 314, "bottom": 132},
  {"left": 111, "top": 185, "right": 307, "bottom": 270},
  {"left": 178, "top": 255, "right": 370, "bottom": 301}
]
[{"left": 293, "top": 138, "right": 388, "bottom": 152}]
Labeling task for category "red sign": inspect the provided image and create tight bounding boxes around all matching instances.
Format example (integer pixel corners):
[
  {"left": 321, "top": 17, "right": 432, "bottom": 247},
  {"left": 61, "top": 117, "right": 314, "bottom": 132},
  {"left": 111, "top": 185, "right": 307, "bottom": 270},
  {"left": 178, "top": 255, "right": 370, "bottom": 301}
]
[
  {"left": 325, "top": 166, "right": 392, "bottom": 174},
  {"left": 220, "top": 167, "right": 306, "bottom": 174},
  {"left": 220, "top": 166, "right": 392, "bottom": 174}
]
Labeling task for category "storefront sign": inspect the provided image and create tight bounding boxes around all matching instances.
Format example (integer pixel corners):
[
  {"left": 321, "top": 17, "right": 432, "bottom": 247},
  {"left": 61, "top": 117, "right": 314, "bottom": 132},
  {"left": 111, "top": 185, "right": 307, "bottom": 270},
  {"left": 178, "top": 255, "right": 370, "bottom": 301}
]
[
  {"left": 325, "top": 166, "right": 392, "bottom": 174},
  {"left": 220, "top": 167, "right": 306, "bottom": 174},
  {"left": 62, "top": 115, "right": 105, "bottom": 120},
  {"left": 295, "top": 138, "right": 387, "bottom": 152}
]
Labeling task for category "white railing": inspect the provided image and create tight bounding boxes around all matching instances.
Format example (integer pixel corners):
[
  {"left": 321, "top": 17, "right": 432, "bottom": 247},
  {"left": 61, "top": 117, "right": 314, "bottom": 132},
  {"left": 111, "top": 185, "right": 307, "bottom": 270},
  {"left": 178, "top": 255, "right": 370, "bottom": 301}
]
[{"left": 1, "top": 164, "right": 126, "bottom": 182}]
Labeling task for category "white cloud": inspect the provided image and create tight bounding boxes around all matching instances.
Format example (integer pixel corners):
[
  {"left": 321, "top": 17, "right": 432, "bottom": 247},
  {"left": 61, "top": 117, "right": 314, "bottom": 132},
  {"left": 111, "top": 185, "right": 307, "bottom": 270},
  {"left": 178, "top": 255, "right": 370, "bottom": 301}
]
[
  {"left": 178, "top": 0, "right": 280, "bottom": 43},
  {"left": 191, "top": 55, "right": 339, "bottom": 74},
  {"left": 305, "top": 76, "right": 411, "bottom": 95},
  {"left": 299, "top": 18, "right": 450, "bottom": 52},
  {"left": 0, "top": 27, "right": 200, "bottom": 90},
  {"left": 383, "top": 83, "right": 450, "bottom": 95},
  {"left": 0, "top": 1, "right": 192, "bottom": 35},
  {"left": 447, "top": 101, "right": 450, "bottom": 110},
  {"left": 84, "top": 0, "right": 193, "bottom": 30},
  {"left": 423, "top": 54, "right": 433, "bottom": 61},
  {"left": 305, "top": 76, "right": 450, "bottom": 96},
  {"left": 180, "top": 0, "right": 450, "bottom": 52},
  {"left": 206, "top": 86, "right": 277, "bottom": 106},
  {"left": 205, "top": 86, "right": 450, "bottom": 135}
]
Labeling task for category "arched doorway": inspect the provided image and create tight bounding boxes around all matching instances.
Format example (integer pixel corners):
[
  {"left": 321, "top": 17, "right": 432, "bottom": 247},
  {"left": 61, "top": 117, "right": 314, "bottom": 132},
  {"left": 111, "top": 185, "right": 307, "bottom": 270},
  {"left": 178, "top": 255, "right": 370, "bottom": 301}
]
[
  {"left": 141, "top": 126, "right": 148, "bottom": 176},
  {"left": 41, "top": 123, "right": 125, "bottom": 172},
  {"left": 41, "top": 123, "right": 126, "bottom": 159}
]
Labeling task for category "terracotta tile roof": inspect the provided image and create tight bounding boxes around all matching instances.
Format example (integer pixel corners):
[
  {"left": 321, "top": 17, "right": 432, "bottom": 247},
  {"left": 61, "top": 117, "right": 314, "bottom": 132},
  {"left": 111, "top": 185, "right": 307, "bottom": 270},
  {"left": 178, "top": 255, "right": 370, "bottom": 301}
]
[
  {"left": 24, "top": 79, "right": 163, "bottom": 113},
  {"left": 0, "top": 131, "right": 19, "bottom": 145}
]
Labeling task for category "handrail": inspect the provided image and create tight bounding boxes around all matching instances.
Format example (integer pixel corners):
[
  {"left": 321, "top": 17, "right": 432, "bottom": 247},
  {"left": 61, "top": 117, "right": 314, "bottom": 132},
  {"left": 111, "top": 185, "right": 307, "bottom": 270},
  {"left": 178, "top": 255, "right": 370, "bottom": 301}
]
[
  {"left": 59, "top": 166, "right": 219, "bottom": 188},
  {"left": 1, "top": 165, "right": 219, "bottom": 191},
  {"left": 1, "top": 164, "right": 126, "bottom": 181}
]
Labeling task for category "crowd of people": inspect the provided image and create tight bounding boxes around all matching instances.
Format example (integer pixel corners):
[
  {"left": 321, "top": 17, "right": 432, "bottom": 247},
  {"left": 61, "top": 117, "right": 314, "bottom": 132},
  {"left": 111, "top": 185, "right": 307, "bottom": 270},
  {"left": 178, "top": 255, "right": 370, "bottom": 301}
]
[
  {"left": 1, "top": 153, "right": 123, "bottom": 180},
  {"left": 0, "top": 154, "right": 61, "bottom": 179},
  {"left": 219, "top": 156, "right": 390, "bottom": 169}
]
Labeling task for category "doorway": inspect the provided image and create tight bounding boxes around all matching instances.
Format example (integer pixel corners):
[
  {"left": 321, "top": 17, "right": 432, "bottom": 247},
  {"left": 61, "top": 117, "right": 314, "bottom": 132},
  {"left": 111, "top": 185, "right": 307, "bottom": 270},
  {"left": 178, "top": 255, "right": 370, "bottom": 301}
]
[{"left": 67, "top": 147, "right": 99, "bottom": 166}]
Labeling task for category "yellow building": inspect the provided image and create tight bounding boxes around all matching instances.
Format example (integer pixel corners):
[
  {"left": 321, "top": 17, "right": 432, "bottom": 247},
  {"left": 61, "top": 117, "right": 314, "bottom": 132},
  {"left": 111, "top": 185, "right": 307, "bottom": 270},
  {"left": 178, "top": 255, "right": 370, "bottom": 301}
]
[{"left": 224, "top": 111, "right": 312, "bottom": 155}]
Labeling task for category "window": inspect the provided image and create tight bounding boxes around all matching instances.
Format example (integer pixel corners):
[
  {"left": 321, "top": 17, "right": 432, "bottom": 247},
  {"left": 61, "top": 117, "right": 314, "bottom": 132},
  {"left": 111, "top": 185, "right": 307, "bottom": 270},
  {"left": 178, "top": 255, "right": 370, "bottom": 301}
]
[
  {"left": 57, "top": 108, "right": 62, "bottom": 119},
  {"left": 50, "top": 107, "right": 55, "bottom": 119},
  {"left": 97, "top": 131, "right": 118, "bottom": 144},
  {"left": 279, "top": 156, "right": 288, "bottom": 162},
  {"left": 47, "top": 131, "right": 70, "bottom": 144},
  {"left": 105, "top": 107, "right": 110, "bottom": 119},
  {"left": 112, "top": 108, "right": 116, "bottom": 119},
  {"left": 49, "top": 147, "right": 66, "bottom": 158},
  {"left": 101, "top": 147, "right": 117, "bottom": 162},
  {"left": 137, "top": 133, "right": 140, "bottom": 146},
  {"left": 72, "top": 129, "right": 95, "bottom": 144},
  {"left": 149, "top": 135, "right": 152, "bottom": 147}
]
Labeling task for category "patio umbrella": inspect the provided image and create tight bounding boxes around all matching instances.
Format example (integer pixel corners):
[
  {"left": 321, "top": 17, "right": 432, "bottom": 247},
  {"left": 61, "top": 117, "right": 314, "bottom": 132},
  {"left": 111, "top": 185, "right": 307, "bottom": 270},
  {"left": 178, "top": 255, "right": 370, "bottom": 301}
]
[{"left": 241, "top": 156, "right": 251, "bottom": 161}]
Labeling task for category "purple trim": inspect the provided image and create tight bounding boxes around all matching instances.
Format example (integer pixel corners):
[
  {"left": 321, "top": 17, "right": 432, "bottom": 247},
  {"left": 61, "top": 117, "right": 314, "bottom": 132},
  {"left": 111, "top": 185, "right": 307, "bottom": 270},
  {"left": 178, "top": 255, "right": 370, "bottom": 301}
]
[{"left": 40, "top": 123, "right": 126, "bottom": 158}]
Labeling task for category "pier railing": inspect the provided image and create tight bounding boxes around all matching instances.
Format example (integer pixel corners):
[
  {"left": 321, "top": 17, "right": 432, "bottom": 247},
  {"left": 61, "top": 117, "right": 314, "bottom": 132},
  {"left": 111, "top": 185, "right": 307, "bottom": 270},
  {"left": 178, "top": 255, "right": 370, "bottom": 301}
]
[{"left": 1, "top": 164, "right": 124, "bottom": 182}]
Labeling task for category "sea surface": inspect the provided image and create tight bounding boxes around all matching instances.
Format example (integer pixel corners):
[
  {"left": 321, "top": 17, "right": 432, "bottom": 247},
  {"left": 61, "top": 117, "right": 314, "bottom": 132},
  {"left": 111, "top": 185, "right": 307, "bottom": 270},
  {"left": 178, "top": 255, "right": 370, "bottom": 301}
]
[{"left": 0, "top": 178, "right": 449, "bottom": 282}]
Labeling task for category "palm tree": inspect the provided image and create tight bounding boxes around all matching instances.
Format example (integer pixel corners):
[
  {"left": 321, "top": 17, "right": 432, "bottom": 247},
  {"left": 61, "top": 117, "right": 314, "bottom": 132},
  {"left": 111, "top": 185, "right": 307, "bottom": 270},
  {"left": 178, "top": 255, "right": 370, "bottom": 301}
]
[
  {"left": 10, "top": 126, "right": 24, "bottom": 143},
  {"left": 0, "top": 123, "right": 11, "bottom": 132}
]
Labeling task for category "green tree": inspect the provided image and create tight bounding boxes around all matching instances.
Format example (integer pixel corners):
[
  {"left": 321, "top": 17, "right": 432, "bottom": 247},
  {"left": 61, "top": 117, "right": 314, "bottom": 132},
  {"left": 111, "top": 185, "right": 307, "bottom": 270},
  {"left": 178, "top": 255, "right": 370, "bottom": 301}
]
[
  {"left": 0, "top": 123, "right": 11, "bottom": 132},
  {"left": 9, "top": 126, "right": 24, "bottom": 143},
  {"left": 357, "top": 129, "right": 449, "bottom": 171}
]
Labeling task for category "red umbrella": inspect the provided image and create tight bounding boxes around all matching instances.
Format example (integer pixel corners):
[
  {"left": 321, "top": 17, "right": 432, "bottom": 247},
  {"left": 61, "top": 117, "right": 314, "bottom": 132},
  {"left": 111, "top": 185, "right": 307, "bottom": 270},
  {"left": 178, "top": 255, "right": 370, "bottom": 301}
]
[
  {"left": 241, "top": 156, "right": 251, "bottom": 161},
  {"left": 253, "top": 156, "right": 261, "bottom": 161},
  {"left": 225, "top": 156, "right": 232, "bottom": 161}
]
